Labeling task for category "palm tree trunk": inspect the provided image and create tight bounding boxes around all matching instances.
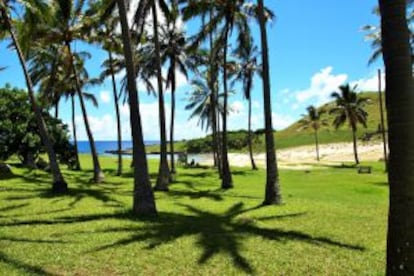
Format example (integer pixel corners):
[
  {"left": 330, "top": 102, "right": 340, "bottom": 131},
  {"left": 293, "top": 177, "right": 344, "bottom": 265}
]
[
  {"left": 169, "top": 62, "right": 176, "bottom": 176},
  {"left": 248, "top": 97, "right": 257, "bottom": 170},
  {"left": 117, "top": 0, "right": 157, "bottom": 216},
  {"left": 352, "top": 128, "right": 359, "bottom": 164},
  {"left": 66, "top": 42, "right": 104, "bottom": 183},
  {"left": 209, "top": 7, "right": 219, "bottom": 170},
  {"left": 55, "top": 101, "right": 59, "bottom": 119},
  {"left": 221, "top": 24, "right": 233, "bottom": 189},
  {"left": 152, "top": 0, "right": 170, "bottom": 191},
  {"left": 378, "top": 69, "right": 388, "bottom": 171},
  {"left": 258, "top": 0, "right": 281, "bottom": 205},
  {"left": 108, "top": 50, "right": 122, "bottom": 176},
  {"left": 2, "top": 10, "right": 68, "bottom": 193},
  {"left": 379, "top": 0, "right": 414, "bottom": 274},
  {"left": 314, "top": 128, "right": 320, "bottom": 161},
  {"left": 71, "top": 94, "right": 81, "bottom": 171}
]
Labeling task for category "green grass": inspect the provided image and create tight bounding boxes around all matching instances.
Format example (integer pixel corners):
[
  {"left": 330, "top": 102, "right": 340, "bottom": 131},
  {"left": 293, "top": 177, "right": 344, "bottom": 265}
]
[{"left": 0, "top": 155, "right": 388, "bottom": 275}]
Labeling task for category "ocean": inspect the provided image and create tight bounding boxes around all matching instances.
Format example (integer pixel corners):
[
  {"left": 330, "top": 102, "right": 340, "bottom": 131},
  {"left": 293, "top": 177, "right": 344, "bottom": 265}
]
[
  {"left": 76, "top": 140, "right": 159, "bottom": 156},
  {"left": 75, "top": 140, "right": 207, "bottom": 163}
]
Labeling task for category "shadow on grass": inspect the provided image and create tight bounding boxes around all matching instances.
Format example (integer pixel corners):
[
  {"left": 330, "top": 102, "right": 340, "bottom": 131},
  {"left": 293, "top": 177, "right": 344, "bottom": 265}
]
[
  {"left": 0, "top": 251, "right": 57, "bottom": 276},
  {"left": 4, "top": 203, "right": 365, "bottom": 274},
  {"left": 167, "top": 189, "right": 224, "bottom": 201}
]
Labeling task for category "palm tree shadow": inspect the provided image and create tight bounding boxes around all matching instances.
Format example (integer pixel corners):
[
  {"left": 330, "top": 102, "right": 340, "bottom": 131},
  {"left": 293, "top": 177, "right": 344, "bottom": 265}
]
[
  {"left": 83, "top": 203, "right": 364, "bottom": 274},
  {"left": 0, "top": 251, "right": 58, "bottom": 276}
]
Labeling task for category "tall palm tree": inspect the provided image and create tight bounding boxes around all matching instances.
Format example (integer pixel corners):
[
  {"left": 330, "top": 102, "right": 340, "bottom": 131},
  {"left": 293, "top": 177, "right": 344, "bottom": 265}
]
[
  {"left": 33, "top": 0, "right": 104, "bottom": 182},
  {"left": 151, "top": 0, "right": 171, "bottom": 191},
  {"left": 257, "top": 0, "right": 281, "bottom": 205},
  {"left": 233, "top": 37, "right": 261, "bottom": 170},
  {"left": 116, "top": 0, "right": 157, "bottom": 215},
  {"left": 330, "top": 84, "right": 369, "bottom": 164},
  {"left": 299, "top": 106, "right": 328, "bottom": 161},
  {"left": 0, "top": 0, "right": 68, "bottom": 193},
  {"left": 183, "top": 0, "right": 256, "bottom": 189},
  {"left": 379, "top": 0, "right": 414, "bottom": 273},
  {"left": 160, "top": 2, "right": 189, "bottom": 176}
]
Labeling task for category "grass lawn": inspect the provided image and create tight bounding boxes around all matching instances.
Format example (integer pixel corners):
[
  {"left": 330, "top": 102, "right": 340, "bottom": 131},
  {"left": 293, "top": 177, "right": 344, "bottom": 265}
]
[{"left": 0, "top": 155, "right": 388, "bottom": 275}]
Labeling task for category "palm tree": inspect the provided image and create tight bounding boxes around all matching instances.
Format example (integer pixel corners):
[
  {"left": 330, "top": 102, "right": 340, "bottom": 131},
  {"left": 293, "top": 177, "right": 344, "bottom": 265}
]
[
  {"left": 185, "top": 77, "right": 224, "bottom": 131},
  {"left": 0, "top": 0, "right": 68, "bottom": 193},
  {"left": 299, "top": 106, "right": 328, "bottom": 161},
  {"left": 257, "top": 0, "right": 281, "bottom": 205},
  {"left": 330, "top": 84, "right": 369, "bottom": 164},
  {"left": 379, "top": 0, "right": 414, "bottom": 273},
  {"left": 233, "top": 37, "right": 261, "bottom": 170},
  {"left": 362, "top": 4, "right": 413, "bottom": 65},
  {"left": 160, "top": 2, "right": 190, "bottom": 176},
  {"left": 32, "top": 0, "right": 104, "bottom": 183},
  {"left": 116, "top": 0, "right": 157, "bottom": 215},
  {"left": 150, "top": 0, "right": 171, "bottom": 191}
]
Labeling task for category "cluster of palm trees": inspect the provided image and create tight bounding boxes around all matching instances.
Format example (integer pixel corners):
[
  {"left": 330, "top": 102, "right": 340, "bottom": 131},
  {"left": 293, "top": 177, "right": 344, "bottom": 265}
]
[
  {"left": 299, "top": 84, "right": 369, "bottom": 164},
  {"left": 0, "top": 0, "right": 281, "bottom": 213}
]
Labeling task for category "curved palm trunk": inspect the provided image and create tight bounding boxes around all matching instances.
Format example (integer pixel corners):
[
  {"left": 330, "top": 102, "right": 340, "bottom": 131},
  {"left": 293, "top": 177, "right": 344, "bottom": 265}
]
[
  {"left": 71, "top": 94, "right": 81, "bottom": 171},
  {"left": 221, "top": 24, "right": 233, "bottom": 189},
  {"left": 108, "top": 50, "right": 123, "bottom": 176},
  {"left": 66, "top": 42, "right": 104, "bottom": 183},
  {"left": 351, "top": 127, "right": 359, "bottom": 164},
  {"left": 152, "top": 1, "right": 170, "bottom": 191},
  {"left": 379, "top": 0, "right": 414, "bottom": 274},
  {"left": 169, "top": 64, "right": 176, "bottom": 176},
  {"left": 3, "top": 11, "right": 68, "bottom": 193},
  {"left": 314, "top": 128, "right": 320, "bottom": 161},
  {"left": 117, "top": 0, "right": 157, "bottom": 216},
  {"left": 258, "top": 0, "right": 281, "bottom": 205},
  {"left": 248, "top": 97, "right": 258, "bottom": 170}
]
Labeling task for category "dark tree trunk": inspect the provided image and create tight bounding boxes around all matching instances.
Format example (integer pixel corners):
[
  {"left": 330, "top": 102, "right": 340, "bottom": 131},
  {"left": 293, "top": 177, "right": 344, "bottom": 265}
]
[
  {"left": 378, "top": 69, "right": 389, "bottom": 171},
  {"left": 169, "top": 63, "right": 176, "bottom": 176},
  {"left": 2, "top": 10, "right": 68, "bottom": 193},
  {"left": 152, "top": 1, "right": 170, "bottom": 191},
  {"left": 23, "top": 152, "right": 37, "bottom": 169},
  {"left": 66, "top": 42, "right": 104, "bottom": 183},
  {"left": 258, "top": 0, "right": 281, "bottom": 205},
  {"left": 55, "top": 101, "right": 59, "bottom": 119},
  {"left": 314, "top": 128, "right": 320, "bottom": 161},
  {"left": 248, "top": 97, "right": 258, "bottom": 170},
  {"left": 117, "top": 0, "right": 157, "bottom": 216},
  {"left": 221, "top": 24, "right": 233, "bottom": 189},
  {"left": 108, "top": 50, "right": 123, "bottom": 176},
  {"left": 352, "top": 127, "right": 359, "bottom": 164},
  {"left": 71, "top": 94, "right": 81, "bottom": 171},
  {"left": 379, "top": 0, "right": 414, "bottom": 274}
]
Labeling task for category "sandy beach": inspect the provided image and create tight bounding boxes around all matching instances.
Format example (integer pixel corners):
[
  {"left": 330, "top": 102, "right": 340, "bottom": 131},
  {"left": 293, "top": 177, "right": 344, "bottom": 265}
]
[{"left": 197, "top": 141, "right": 387, "bottom": 169}]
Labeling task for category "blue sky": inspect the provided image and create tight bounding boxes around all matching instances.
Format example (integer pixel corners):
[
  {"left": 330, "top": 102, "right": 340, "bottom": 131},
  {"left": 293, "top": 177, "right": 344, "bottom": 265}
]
[{"left": 0, "top": 0, "right": 383, "bottom": 141}]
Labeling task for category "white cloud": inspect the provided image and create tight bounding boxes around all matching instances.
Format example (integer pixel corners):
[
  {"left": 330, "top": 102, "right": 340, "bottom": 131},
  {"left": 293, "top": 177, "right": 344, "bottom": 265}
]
[
  {"left": 230, "top": 101, "right": 245, "bottom": 114},
  {"left": 100, "top": 91, "right": 111, "bottom": 104},
  {"left": 351, "top": 71, "right": 385, "bottom": 92},
  {"left": 295, "top": 66, "right": 348, "bottom": 105},
  {"left": 272, "top": 113, "right": 295, "bottom": 130}
]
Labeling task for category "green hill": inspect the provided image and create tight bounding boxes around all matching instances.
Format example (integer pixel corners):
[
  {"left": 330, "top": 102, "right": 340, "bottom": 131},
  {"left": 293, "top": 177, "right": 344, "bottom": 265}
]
[
  {"left": 274, "top": 91, "right": 386, "bottom": 149},
  {"left": 146, "top": 92, "right": 386, "bottom": 153}
]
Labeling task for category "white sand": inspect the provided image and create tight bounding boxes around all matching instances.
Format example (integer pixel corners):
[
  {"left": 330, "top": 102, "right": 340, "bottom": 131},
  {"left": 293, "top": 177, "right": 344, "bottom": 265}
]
[{"left": 199, "top": 141, "right": 387, "bottom": 169}]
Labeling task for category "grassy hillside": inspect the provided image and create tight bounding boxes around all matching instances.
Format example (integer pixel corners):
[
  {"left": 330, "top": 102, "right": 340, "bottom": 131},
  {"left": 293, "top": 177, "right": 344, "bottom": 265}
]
[
  {"left": 145, "top": 92, "right": 386, "bottom": 153},
  {"left": 274, "top": 91, "right": 386, "bottom": 149}
]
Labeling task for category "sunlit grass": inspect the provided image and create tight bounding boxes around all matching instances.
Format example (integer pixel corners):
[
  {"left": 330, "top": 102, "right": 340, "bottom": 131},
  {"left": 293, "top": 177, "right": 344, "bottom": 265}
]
[{"left": 0, "top": 155, "right": 388, "bottom": 275}]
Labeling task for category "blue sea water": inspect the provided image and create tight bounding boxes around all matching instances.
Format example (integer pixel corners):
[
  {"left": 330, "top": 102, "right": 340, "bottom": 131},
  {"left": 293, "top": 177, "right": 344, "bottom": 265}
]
[{"left": 75, "top": 140, "right": 159, "bottom": 155}]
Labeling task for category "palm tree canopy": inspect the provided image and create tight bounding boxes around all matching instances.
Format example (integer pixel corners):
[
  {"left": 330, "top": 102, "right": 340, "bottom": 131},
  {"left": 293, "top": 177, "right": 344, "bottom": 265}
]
[
  {"left": 299, "top": 105, "right": 328, "bottom": 131},
  {"left": 329, "top": 84, "right": 370, "bottom": 131}
]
